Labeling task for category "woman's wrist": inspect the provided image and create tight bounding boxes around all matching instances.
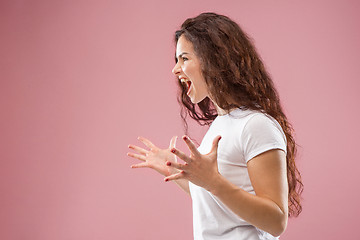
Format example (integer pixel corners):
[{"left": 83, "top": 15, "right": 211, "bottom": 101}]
[{"left": 207, "top": 173, "right": 227, "bottom": 195}]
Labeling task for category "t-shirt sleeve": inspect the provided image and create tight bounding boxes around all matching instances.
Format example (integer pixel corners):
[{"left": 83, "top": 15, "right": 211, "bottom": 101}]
[{"left": 241, "top": 114, "right": 287, "bottom": 163}]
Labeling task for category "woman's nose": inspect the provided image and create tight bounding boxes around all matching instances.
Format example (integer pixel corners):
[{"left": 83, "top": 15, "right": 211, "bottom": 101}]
[{"left": 172, "top": 62, "right": 181, "bottom": 75}]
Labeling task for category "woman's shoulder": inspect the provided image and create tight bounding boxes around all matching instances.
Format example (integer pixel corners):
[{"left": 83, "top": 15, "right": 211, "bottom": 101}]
[
  {"left": 223, "top": 108, "right": 277, "bottom": 125},
  {"left": 212, "top": 108, "right": 283, "bottom": 136},
  {"left": 244, "top": 111, "right": 281, "bottom": 132},
  {"left": 241, "top": 111, "right": 287, "bottom": 148},
  {"left": 222, "top": 108, "right": 286, "bottom": 143},
  {"left": 223, "top": 108, "right": 265, "bottom": 122}
]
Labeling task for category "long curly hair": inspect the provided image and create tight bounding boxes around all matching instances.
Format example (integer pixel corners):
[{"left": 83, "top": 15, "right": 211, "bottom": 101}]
[{"left": 174, "top": 12, "right": 303, "bottom": 217}]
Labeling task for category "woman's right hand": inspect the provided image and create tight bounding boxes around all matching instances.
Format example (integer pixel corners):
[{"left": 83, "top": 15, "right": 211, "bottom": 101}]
[{"left": 127, "top": 136, "right": 179, "bottom": 177}]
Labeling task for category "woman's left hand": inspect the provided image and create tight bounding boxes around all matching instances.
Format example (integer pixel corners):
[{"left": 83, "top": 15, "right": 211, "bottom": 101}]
[{"left": 164, "top": 135, "right": 222, "bottom": 192}]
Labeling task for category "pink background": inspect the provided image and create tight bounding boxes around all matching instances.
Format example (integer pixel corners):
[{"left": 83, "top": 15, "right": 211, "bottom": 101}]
[{"left": 1, "top": 0, "right": 360, "bottom": 239}]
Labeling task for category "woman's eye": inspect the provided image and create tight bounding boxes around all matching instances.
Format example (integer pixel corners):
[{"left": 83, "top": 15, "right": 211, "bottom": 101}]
[{"left": 183, "top": 57, "right": 188, "bottom": 61}]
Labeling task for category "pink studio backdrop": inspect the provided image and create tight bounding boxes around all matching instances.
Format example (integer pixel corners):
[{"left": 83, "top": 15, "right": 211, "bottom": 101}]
[{"left": 1, "top": 0, "right": 359, "bottom": 239}]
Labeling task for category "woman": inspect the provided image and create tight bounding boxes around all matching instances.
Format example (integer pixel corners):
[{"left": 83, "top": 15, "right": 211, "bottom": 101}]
[{"left": 127, "top": 12, "right": 303, "bottom": 240}]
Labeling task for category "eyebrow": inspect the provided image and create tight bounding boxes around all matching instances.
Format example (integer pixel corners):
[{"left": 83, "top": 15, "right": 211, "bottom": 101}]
[{"left": 175, "top": 52, "right": 189, "bottom": 61}]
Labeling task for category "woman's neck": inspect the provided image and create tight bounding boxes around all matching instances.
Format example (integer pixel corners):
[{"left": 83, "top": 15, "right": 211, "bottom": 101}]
[
  {"left": 211, "top": 99, "right": 237, "bottom": 116},
  {"left": 214, "top": 104, "right": 228, "bottom": 116}
]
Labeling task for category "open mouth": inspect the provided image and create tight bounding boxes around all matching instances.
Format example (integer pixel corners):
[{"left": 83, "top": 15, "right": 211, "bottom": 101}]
[{"left": 180, "top": 78, "right": 192, "bottom": 95}]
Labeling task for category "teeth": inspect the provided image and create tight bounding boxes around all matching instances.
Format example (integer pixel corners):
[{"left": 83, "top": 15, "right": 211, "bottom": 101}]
[{"left": 179, "top": 78, "right": 191, "bottom": 93}]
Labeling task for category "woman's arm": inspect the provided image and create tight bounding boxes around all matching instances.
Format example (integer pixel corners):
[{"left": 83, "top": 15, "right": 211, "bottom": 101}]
[
  {"left": 210, "top": 149, "right": 288, "bottom": 237},
  {"left": 127, "top": 136, "right": 190, "bottom": 195},
  {"left": 172, "top": 178, "right": 190, "bottom": 194},
  {"left": 165, "top": 136, "right": 288, "bottom": 237}
]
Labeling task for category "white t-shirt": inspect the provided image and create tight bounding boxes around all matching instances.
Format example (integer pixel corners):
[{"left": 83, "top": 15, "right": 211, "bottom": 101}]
[{"left": 189, "top": 108, "right": 287, "bottom": 240}]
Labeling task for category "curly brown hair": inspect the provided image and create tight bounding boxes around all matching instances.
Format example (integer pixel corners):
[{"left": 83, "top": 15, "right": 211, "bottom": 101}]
[{"left": 174, "top": 12, "right": 303, "bottom": 217}]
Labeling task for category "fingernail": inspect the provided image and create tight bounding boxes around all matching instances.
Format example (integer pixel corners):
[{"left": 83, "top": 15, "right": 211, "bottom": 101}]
[
  {"left": 183, "top": 136, "right": 188, "bottom": 141},
  {"left": 166, "top": 162, "right": 171, "bottom": 166},
  {"left": 165, "top": 178, "right": 169, "bottom": 182},
  {"left": 219, "top": 136, "right": 222, "bottom": 140},
  {"left": 171, "top": 149, "right": 176, "bottom": 153}
]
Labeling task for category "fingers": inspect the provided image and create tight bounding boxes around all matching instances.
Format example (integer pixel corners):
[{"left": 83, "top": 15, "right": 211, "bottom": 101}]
[
  {"left": 210, "top": 135, "right": 222, "bottom": 154},
  {"left": 128, "top": 144, "right": 148, "bottom": 155},
  {"left": 169, "top": 136, "right": 177, "bottom": 149},
  {"left": 138, "top": 136, "right": 156, "bottom": 149},
  {"left": 166, "top": 161, "right": 188, "bottom": 170},
  {"left": 182, "top": 135, "right": 201, "bottom": 157},
  {"left": 164, "top": 170, "right": 185, "bottom": 182},
  {"left": 170, "top": 148, "right": 192, "bottom": 163},
  {"left": 131, "top": 162, "right": 149, "bottom": 169},
  {"left": 127, "top": 152, "right": 146, "bottom": 162}
]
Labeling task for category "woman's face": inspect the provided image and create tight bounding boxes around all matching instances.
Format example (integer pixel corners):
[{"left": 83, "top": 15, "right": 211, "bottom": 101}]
[{"left": 172, "top": 35, "right": 209, "bottom": 104}]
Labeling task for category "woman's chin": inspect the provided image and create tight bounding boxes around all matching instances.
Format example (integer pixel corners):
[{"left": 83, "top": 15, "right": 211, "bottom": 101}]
[
  {"left": 189, "top": 95, "right": 207, "bottom": 104},
  {"left": 189, "top": 96, "right": 197, "bottom": 104}
]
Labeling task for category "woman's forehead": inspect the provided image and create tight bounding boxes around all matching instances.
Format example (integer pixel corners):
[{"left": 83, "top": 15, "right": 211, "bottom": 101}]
[{"left": 176, "top": 36, "right": 194, "bottom": 55}]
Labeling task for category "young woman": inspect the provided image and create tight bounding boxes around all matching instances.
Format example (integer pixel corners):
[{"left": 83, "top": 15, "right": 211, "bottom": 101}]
[{"left": 127, "top": 12, "right": 303, "bottom": 240}]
